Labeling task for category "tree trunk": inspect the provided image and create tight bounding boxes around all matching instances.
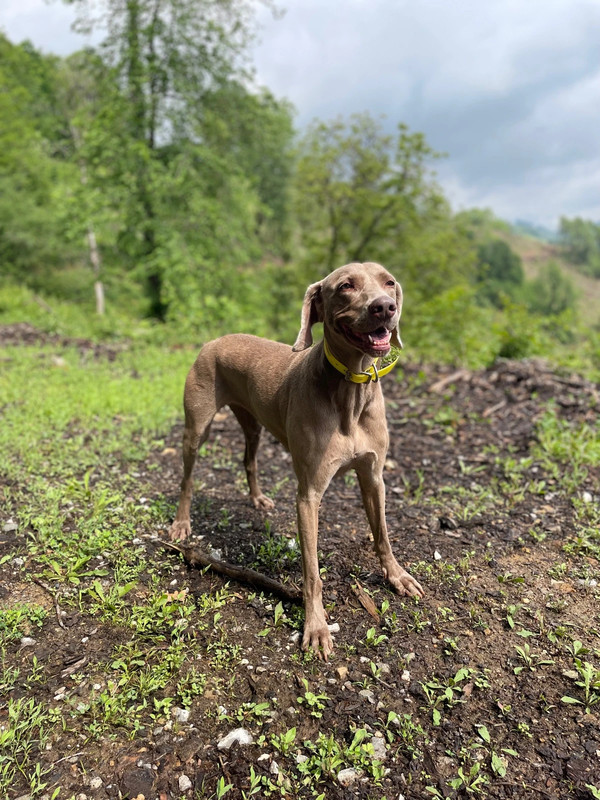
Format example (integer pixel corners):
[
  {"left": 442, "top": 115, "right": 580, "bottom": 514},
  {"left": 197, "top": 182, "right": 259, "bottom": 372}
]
[{"left": 87, "top": 226, "right": 105, "bottom": 315}]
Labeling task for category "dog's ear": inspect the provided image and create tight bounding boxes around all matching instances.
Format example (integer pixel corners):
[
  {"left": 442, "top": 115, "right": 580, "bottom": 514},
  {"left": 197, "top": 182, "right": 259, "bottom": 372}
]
[
  {"left": 292, "top": 281, "right": 323, "bottom": 351},
  {"left": 390, "top": 281, "right": 404, "bottom": 349}
]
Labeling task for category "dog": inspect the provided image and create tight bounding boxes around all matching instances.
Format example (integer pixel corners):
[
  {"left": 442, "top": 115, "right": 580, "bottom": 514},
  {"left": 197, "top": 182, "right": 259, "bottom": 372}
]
[{"left": 169, "top": 261, "right": 423, "bottom": 659}]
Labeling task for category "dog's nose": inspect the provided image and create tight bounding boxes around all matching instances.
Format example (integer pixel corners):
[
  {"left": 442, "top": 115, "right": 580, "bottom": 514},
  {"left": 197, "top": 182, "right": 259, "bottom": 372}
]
[{"left": 369, "top": 296, "right": 397, "bottom": 320}]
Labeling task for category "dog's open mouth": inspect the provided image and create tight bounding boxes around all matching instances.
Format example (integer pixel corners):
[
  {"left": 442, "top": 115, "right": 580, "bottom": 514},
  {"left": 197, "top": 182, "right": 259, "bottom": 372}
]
[{"left": 341, "top": 324, "right": 392, "bottom": 355}]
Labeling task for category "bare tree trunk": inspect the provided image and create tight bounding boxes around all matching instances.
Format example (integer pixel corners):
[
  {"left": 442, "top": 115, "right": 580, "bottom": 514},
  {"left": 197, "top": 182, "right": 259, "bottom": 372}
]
[
  {"left": 88, "top": 226, "right": 105, "bottom": 315},
  {"left": 71, "top": 123, "right": 106, "bottom": 315}
]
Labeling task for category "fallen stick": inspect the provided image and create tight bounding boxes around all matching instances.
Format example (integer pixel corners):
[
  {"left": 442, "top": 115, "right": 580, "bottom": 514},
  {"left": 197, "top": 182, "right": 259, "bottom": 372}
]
[
  {"left": 429, "top": 368, "right": 470, "bottom": 394},
  {"left": 32, "top": 577, "right": 66, "bottom": 629},
  {"left": 159, "top": 540, "right": 303, "bottom": 603},
  {"left": 351, "top": 582, "right": 381, "bottom": 623}
]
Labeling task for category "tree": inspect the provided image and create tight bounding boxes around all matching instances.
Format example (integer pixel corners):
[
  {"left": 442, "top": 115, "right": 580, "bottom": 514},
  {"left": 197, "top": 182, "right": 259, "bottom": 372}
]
[
  {"left": 525, "top": 261, "right": 577, "bottom": 317},
  {"left": 475, "top": 239, "right": 524, "bottom": 308},
  {"left": 559, "top": 217, "right": 600, "bottom": 277},
  {"left": 0, "top": 35, "right": 77, "bottom": 281},
  {"left": 293, "top": 113, "right": 475, "bottom": 297},
  {"left": 60, "top": 0, "right": 273, "bottom": 318}
]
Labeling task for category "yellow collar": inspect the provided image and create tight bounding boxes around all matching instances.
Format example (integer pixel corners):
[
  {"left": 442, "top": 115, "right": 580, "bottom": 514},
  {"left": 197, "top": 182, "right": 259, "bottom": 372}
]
[{"left": 323, "top": 338, "right": 398, "bottom": 384}]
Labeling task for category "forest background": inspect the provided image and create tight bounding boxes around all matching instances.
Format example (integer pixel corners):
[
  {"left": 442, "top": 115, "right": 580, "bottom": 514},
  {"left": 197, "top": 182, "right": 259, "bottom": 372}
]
[{"left": 1, "top": 0, "right": 600, "bottom": 376}]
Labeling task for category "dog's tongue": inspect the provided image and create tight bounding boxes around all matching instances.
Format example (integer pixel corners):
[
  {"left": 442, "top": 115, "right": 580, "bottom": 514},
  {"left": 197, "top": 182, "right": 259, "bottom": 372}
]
[{"left": 366, "top": 328, "right": 391, "bottom": 352}]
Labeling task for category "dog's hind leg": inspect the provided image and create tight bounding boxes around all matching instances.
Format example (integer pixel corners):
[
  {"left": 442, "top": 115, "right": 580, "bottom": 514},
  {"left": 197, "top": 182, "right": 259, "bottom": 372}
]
[
  {"left": 230, "top": 403, "right": 275, "bottom": 510},
  {"left": 169, "top": 382, "right": 218, "bottom": 541}
]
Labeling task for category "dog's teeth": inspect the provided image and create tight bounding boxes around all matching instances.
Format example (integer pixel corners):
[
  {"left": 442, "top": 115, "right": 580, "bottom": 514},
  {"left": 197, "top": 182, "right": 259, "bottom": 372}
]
[{"left": 368, "top": 335, "right": 374, "bottom": 344}]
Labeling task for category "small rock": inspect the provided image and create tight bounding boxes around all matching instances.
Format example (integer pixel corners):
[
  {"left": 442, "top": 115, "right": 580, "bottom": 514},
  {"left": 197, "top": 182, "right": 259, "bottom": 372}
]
[
  {"left": 172, "top": 707, "right": 190, "bottom": 723},
  {"left": 384, "top": 459, "right": 397, "bottom": 471},
  {"left": 269, "top": 761, "right": 279, "bottom": 776},
  {"left": 582, "top": 491, "right": 593, "bottom": 503},
  {"left": 295, "top": 754, "right": 308, "bottom": 764},
  {"left": 217, "top": 728, "right": 253, "bottom": 750},
  {"left": 178, "top": 775, "right": 192, "bottom": 792},
  {"left": 370, "top": 735, "right": 387, "bottom": 761},
  {"left": 376, "top": 662, "right": 391, "bottom": 675},
  {"left": 358, "top": 689, "right": 375, "bottom": 704},
  {"left": 336, "top": 665, "right": 349, "bottom": 681},
  {"left": 20, "top": 637, "right": 36, "bottom": 648},
  {"left": 257, "top": 753, "right": 270, "bottom": 763},
  {"left": 434, "top": 550, "right": 442, "bottom": 561},
  {"left": 3, "top": 520, "right": 17, "bottom": 533},
  {"left": 89, "top": 778, "right": 103, "bottom": 790},
  {"left": 337, "top": 767, "right": 363, "bottom": 787},
  {"left": 12, "top": 557, "right": 25, "bottom": 567},
  {"left": 327, "top": 622, "right": 340, "bottom": 633},
  {"left": 289, "top": 631, "right": 301, "bottom": 644},
  {"left": 401, "top": 670, "right": 411, "bottom": 682}
]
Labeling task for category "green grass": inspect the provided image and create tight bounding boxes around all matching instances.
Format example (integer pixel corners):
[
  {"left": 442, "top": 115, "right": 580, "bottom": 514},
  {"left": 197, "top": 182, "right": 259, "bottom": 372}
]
[{"left": 0, "top": 342, "right": 192, "bottom": 479}]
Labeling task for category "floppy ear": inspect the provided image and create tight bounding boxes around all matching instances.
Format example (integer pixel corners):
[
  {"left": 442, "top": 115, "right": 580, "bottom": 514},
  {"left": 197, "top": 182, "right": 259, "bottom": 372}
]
[
  {"left": 390, "top": 281, "right": 404, "bottom": 349},
  {"left": 292, "top": 281, "right": 323, "bottom": 351}
]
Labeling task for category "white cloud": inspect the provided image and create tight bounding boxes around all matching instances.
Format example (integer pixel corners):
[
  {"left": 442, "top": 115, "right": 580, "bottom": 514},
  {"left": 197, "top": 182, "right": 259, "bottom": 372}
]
[{"left": 1, "top": 0, "right": 599, "bottom": 225}]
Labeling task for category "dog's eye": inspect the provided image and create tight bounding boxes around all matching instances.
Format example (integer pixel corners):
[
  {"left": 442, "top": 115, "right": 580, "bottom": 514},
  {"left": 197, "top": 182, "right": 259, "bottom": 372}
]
[
  {"left": 385, "top": 280, "right": 395, "bottom": 287},
  {"left": 339, "top": 282, "right": 354, "bottom": 291}
]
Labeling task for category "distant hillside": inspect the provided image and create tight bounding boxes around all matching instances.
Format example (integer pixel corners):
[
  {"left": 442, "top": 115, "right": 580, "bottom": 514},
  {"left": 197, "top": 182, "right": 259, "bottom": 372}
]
[
  {"left": 512, "top": 219, "right": 559, "bottom": 243},
  {"left": 503, "top": 229, "right": 600, "bottom": 326}
]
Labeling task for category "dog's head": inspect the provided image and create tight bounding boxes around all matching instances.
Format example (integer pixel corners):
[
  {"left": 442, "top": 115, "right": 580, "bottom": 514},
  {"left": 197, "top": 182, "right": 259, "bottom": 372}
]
[{"left": 292, "top": 262, "right": 403, "bottom": 357}]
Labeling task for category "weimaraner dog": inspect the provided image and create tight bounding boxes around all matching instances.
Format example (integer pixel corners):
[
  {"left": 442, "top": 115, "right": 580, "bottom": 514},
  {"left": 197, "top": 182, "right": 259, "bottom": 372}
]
[{"left": 169, "top": 261, "right": 423, "bottom": 659}]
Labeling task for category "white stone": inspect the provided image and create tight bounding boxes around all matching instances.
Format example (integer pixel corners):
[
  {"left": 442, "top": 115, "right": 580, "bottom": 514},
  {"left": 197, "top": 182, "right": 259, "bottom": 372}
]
[
  {"left": 327, "top": 623, "right": 340, "bottom": 633},
  {"left": 359, "top": 689, "right": 375, "bottom": 704},
  {"left": 3, "top": 520, "right": 17, "bottom": 532},
  {"left": 172, "top": 707, "right": 190, "bottom": 723},
  {"left": 20, "top": 637, "right": 36, "bottom": 647},
  {"left": 582, "top": 491, "right": 593, "bottom": 503},
  {"left": 89, "top": 777, "right": 103, "bottom": 790},
  {"left": 217, "top": 728, "right": 254, "bottom": 750},
  {"left": 337, "top": 767, "right": 363, "bottom": 787},
  {"left": 269, "top": 761, "right": 279, "bottom": 776},
  {"left": 371, "top": 736, "right": 387, "bottom": 761},
  {"left": 179, "top": 774, "right": 192, "bottom": 792},
  {"left": 401, "top": 670, "right": 411, "bottom": 682}
]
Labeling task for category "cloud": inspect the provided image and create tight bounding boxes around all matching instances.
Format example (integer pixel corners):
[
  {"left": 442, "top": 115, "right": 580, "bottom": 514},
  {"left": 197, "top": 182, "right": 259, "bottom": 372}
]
[
  {"left": 1, "top": 0, "right": 599, "bottom": 225},
  {"left": 253, "top": 0, "right": 600, "bottom": 225}
]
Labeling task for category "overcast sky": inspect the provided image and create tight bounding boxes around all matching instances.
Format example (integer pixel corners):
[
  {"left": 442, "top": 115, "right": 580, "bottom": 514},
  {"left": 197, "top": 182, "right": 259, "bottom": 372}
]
[{"left": 2, "top": 0, "right": 599, "bottom": 228}]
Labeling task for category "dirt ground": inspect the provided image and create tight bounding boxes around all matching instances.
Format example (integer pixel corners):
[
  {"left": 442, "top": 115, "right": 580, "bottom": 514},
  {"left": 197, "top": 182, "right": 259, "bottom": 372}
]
[{"left": 2, "top": 326, "right": 600, "bottom": 800}]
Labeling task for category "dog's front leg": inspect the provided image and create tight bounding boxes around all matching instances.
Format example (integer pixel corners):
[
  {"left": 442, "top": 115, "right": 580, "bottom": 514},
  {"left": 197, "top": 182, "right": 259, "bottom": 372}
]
[
  {"left": 296, "top": 488, "right": 333, "bottom": 660},
  {"left": 357, "top": 466, "right": 424, "bottom": 599}
]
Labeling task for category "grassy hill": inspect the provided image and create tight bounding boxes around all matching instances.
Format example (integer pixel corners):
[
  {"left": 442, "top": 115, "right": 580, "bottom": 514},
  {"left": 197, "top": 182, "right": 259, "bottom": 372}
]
[{"left": 501, "top": 230, "right": 600, "bottom": 327}]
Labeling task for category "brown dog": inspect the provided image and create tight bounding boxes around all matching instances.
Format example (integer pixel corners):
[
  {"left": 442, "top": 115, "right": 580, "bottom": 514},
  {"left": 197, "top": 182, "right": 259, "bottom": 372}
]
[{"left": 169, "top": 262, "right": 423, "bottom": 659}]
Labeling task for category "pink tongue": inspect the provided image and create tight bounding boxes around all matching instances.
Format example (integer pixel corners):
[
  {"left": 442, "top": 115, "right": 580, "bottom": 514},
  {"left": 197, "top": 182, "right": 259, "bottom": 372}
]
[{"left": 370, "top": 330, "right": 391, "bottom": 346}]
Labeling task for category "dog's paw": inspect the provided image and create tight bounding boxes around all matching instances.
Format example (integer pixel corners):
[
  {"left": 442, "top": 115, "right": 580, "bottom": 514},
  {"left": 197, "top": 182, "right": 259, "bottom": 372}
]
[
  {"left": 384, "top": 565, "right": 424, "bottom": 599},
  {"left": 252, "top": 493, "right": 275, "bottom": 511},
  {"left": 168, "top": 520, "right": 191, "bottom": 541},
  {"left": 302, "top": 621, "right": 334, "bottom": 661}
]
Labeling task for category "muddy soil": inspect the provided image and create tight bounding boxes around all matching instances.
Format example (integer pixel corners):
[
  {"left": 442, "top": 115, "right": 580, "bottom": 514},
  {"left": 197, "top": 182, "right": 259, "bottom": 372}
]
[{"left": 2, "top": 326, "right": 600, "bottom": 800}]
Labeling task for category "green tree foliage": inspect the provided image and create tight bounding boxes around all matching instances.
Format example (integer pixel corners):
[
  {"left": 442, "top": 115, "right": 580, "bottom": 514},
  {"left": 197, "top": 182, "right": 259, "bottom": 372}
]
[
  {"left": 293, "top": 113, "right": 476, "bottom": 298},
  {"left": 0, "top": 35, "right": 76, "bottom": 279},
  {"left": 525, "top": 261, "right": 577, "bottom": 317},
  {"left": 559, "top": 217, "right": 600, "bottom": 277},
  {"left": 475, "top": 239, "right": 524, "bottom": 308},
  {"left": 60, "top": 0, "right": 294, "bottom": 319}
]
